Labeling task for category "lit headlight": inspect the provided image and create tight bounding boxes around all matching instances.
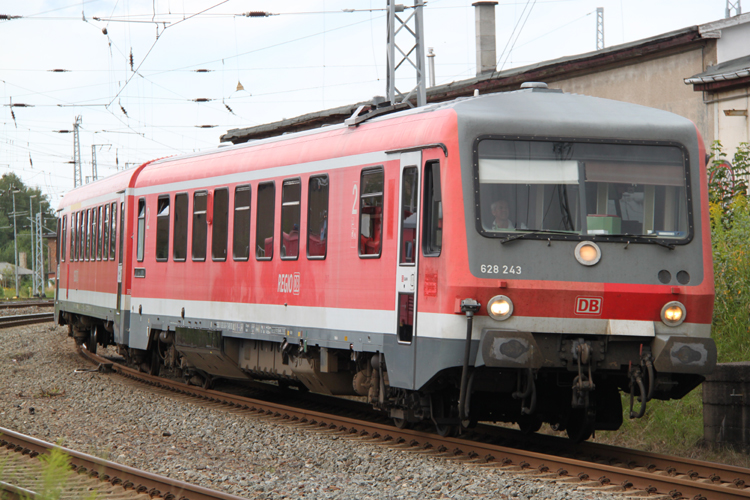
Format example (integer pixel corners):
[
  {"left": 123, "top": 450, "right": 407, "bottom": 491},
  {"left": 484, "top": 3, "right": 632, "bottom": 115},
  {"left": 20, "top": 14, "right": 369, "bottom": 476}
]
[
  {"left": 661, "top": 301, "right": 686, "bottom": 327},
  {"left": 575, "top": 241, "right": 601, "bottom": 266},
  {"left": 488, "top": 295, "right": 514, "bottom": 321}
]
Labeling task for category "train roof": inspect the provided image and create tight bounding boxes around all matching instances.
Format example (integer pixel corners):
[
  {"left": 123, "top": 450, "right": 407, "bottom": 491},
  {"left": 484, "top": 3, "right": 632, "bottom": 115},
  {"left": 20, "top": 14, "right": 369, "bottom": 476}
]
[{"left": 59, "top": 88, "right": 699, "bottom": 208}]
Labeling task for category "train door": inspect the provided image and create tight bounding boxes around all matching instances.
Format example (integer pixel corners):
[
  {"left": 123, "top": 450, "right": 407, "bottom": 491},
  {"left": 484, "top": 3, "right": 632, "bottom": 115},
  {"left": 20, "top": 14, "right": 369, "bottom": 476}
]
[
  {"left": 395, "top": 151, "right": 421, "bottom": 388},
  {"left": 114, "top": 193, "right": 126, "bottom": 343}
]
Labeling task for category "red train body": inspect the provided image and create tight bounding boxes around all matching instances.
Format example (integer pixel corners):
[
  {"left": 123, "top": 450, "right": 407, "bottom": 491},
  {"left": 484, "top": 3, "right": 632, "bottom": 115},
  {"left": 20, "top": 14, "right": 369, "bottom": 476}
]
[{"left": 56, "top": 88, "right": 715, "bottom": 439}]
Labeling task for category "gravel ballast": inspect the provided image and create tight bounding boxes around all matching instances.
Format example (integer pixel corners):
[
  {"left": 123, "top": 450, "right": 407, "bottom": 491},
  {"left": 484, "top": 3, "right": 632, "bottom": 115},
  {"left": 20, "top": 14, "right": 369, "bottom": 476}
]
[{"left": 0, "top": 324, "right": 614, "bottom": 499}]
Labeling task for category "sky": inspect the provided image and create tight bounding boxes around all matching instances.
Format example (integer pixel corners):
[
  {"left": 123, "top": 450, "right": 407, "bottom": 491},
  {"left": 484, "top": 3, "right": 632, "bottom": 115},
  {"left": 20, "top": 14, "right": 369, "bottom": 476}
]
[{"left": 0, "top": 0, "right": 734, "bottom": 208}]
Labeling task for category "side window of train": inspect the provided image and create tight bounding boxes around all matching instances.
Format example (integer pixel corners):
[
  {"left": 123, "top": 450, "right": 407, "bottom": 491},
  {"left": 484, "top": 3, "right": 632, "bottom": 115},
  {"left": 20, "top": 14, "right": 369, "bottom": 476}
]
[
  {"left": 173, "top": 193, "right": 188, "bottom": 261},
  {"left": 118, "top": 202, "right": 124, "bottom": 261},
  {"left": 97, "top": 206, "right": 103, "bottom": 260},
  {"left": 155, "top": 195, "right": 170, "bottom": 262},
  {"left": 85, "top": 208, "right": 91, "bottom": 261},
  {"left": 110, "top": 202, "right": 117, "bottom": 260},
  {"left": 359, "top": 167, "right": 384, "bottom": 258},
  {"left": 256, "top": 182, "right": 275, "bottom": 260},
  {"left": 233, "top": 185, "right": 251, "bottom": 261},
  {"left": 91, "top": 208, "right": 97, "bottom": 260},
  {"left": 212, "top": 188, "right": 229, "bottom": 261},
  {"left": 102, "top": 204, "right": 109, "bottom": 261},
  {"left": 307, "top": 174, "right": 329, "bottom": 259},
  {"left": 60, "top": 216, "right": 66, "bottom": 262},
  {"left": 72, "top": 212, "right": 78, "bottom": 261},
  {"left": 280, "top": 178, "right": 301, "bottom": 260},
  {"left": 136, "top": 198, "right": 146, "bottom": 262},
  {"left": 79, "top": 210, "right": 85, "bottom": 261},
  {"left": 422, "top": 160, "right": 442, "bottom": 256},
  {"left": 192, "top": 191, "right": 208, "bottom": 261}
]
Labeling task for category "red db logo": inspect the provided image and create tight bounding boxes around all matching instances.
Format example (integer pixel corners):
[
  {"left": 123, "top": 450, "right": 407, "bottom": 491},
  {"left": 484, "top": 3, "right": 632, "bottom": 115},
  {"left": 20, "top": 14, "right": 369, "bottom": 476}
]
[{"left": 575, "top": 297, "right": 603, "bottom": 315}]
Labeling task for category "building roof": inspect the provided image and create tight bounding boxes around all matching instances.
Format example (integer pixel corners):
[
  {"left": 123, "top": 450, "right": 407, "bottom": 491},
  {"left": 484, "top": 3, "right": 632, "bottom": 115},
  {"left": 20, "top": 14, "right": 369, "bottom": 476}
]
[
  {"left": 684, "top": 54, "right": 750, "bottom": 91},
  {"left": 0, "top": 262, "right": 33, "bottom": 276}
]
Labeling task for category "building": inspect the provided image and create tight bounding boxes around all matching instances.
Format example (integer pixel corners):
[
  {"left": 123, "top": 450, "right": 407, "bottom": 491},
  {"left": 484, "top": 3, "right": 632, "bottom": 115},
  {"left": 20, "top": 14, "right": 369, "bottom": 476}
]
[{"left": 221, "top": 8, "right": 750, "bottom": 162}]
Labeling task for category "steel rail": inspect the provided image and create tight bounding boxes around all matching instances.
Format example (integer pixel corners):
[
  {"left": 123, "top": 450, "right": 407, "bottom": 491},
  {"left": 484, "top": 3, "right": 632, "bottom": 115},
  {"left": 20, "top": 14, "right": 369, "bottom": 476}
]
[
  {"left": 0, "top": 300, "right": 53, "bottom": 310},
  {"left": 0, "top": 426, "right": 250, "bottom": 500},
  {"left": 0, "top": 313, "right": 54, "bottom": 329},
  {"left": 79, "top": 348, "right": 750, "bottom": 500}
]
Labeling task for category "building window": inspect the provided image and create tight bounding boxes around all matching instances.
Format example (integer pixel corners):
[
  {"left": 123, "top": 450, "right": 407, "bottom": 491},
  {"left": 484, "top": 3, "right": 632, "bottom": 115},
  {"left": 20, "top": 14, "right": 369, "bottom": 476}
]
[
  {"left": 173, "top": 193, "right": 188, "bottom": 261},
  {"left": 110, "top": 202, "right": 117, "bottom": 260},
  {"left": 233, "top": 185, "right": 251, "bottom": 261},
  {"left": 137, "top": 198, "right": 146, "bottom": 262},
  {"left": 359, "top": 168, "right": 384, "bottom": 257},
  {"left": 307, "top": 175, "right": 329, "bottom": 259},
  {"left": 156, "top": 195, "right": 170, "bottom": 261},
  {"left": 256, "top": 182, "right": 275, "bottom": 260},
  {"left": 212, "top": 188, "right": 229, "bottom": 261},
  {"left": 281, "top": 178, "right": 301, "bottom": 260},
  {"left": 422, "top": 161, "right": 442, "bottom": 256},
  {"left": 192, "top": 191, "right": 207, "bottom": 261}
]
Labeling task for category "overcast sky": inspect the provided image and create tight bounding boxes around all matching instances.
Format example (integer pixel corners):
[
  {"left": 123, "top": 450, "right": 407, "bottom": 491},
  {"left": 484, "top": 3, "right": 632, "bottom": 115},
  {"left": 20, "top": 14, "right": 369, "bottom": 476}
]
[{"left": 0, "top": 0, "right": 732, "bottom": 207}]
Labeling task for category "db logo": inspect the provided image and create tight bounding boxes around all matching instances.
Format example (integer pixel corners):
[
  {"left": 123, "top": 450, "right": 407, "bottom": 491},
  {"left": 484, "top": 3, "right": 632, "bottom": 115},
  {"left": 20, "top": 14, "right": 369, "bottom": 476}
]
[{"left": 575, "top": 296, "right": 603, "bottom": 315}]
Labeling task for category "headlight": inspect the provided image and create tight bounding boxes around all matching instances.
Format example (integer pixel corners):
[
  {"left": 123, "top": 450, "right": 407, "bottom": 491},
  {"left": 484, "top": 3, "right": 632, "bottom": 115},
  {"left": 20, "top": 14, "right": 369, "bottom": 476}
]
[
  {"left": 487, "top": 295, "right": 514, "bottom": 321},
  {"left": 575, "top": 241, "right": 601, "bottom": 266},
  {"left": 661, "top": 301, "right": 686, "bottom": 327}
]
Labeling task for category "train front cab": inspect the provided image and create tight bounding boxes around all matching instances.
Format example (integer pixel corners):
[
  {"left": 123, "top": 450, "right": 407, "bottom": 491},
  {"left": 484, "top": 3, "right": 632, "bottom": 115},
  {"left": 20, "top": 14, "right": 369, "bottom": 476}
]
[{"left": 453, "top": 128, "right": 716, "bottom": 439}]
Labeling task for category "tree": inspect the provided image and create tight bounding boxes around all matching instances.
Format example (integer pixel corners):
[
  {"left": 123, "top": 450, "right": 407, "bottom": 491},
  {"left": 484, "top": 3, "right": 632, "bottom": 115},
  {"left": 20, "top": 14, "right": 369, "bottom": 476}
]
[{"left": 0, "top": 173, "right": 56, "bottom": 288}]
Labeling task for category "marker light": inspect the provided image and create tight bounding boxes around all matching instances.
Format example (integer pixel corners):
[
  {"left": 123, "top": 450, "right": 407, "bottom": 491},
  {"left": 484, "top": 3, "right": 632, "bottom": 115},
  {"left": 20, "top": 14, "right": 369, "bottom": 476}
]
[
  {"left": 487, "top": 295, "right": 514, "bottom": 321},
  {"left": 661, "top": 301, "right": 687, "bottom": 327},
  {"left": 575, "top": 241, "right": 602, "bottom": 266}
]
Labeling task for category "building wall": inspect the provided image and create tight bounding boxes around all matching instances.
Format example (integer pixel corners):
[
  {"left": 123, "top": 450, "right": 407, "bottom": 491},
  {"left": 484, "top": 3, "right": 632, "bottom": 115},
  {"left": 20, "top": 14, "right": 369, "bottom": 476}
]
[
  {"left": 717, "top": 23, "right": 750, "bottom": 63},
  {"left": 546, "top": 47, "right": 714, "bottom": 150},
  {"left": 712, "top": 88, "right": 750, "bottom": 157}
]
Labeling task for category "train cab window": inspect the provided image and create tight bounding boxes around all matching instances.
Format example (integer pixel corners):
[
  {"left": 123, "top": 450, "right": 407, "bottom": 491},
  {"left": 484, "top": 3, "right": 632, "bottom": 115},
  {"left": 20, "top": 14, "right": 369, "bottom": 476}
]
[
  {"left": 400, "top": 166, "right": 418, "bottom": 264},
  {"left": 156, "top": 195, "right": 170, "bottom": 262},
  {"left": 60, "top": 216, "right": 66, "bottom": 262},
  {"left": 212, "top": 188, "right": 229, "bottom": 261},
  {"left": 476, "top": 140, "right": 690, "bottom": 242},
  {"left": 422, "top": 161, "right": 442, "bottom": 257},
  {"left": 173, "top": 193, "right": 188, "bottom": 261},
  {"left": 256, "top": 182, "right": 275, "bottom": 260},
  {"left": 110, "top": 202, "right": 117, "bottom": 260},
  {"left": 233, "top": 185, "right": 251, "bottom": 261},
  {"left": 102, "top": 205, "right": 109, "bottom": 261},
  {"left": 192, "top": 191, "right": 208, "bottom": 261},
  {"left": 359, "top": 168, "right": 384, "bottom": 258},
  {"left": 280, "top": 179, "right": 301, "bottom": 260},
  {"left": 307, "top": 175, "right": 329, "bottom": 259},
  {"left": 136, "top": 198, "right": 146, "bottom": 262}
]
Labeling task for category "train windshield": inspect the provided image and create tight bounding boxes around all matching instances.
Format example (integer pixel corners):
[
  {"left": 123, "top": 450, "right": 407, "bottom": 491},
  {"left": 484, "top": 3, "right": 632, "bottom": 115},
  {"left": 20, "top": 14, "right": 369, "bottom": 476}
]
[{"left": 476, "top": 140, "right": 690, "bottom": 241}]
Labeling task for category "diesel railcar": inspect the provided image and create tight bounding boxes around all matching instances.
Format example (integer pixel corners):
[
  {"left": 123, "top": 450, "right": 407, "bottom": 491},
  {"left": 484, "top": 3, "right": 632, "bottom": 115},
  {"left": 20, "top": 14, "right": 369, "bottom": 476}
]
[{"left": 55, "top": 84, "right": 716, "bottom": 440}]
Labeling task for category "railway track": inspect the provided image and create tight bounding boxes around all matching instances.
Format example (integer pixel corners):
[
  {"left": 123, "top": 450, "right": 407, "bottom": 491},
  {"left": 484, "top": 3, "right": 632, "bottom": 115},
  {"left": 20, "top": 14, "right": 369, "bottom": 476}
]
[
  {"left": 0, "top": 300, "right": 53, "bottom": 310},
  {"left": 78, "top": 349, "right": 750, "bottom": 500},
  {"left": 0, "top": 313, "right": 55, "bottom": 329},
  {"left": 0, "top": 426, "right": 250, "bottom": 500}
]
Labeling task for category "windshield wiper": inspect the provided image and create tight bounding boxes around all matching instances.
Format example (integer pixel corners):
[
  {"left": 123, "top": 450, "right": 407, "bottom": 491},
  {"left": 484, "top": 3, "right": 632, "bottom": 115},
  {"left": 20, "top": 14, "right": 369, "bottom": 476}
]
[
  {"left": 619, "top": 234, "right": 675, "bottom": 250},
  {"left": 499, "top": 228, "right": 579, "bottom": 244}
]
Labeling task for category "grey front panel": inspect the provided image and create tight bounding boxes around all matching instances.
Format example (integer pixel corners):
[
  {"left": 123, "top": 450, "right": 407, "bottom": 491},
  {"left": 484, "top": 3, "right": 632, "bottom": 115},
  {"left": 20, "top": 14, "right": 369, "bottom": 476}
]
[{"left": 455, "top": 91, "right": 706, "bottom": 286}]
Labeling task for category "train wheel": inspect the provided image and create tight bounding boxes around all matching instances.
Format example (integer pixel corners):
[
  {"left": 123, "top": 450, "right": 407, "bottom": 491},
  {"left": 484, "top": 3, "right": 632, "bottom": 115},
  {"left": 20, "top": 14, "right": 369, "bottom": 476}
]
[
  {"left": 565, "top": 409, "right": 594, "bottom": 442},
  {"left": 86, "top": 327, "right": 97, "bottom": 354},
  {"left": 435, "top": 422, "right": 457, "bottom": 437},
  {"left": 518, "top": 417, "right": 542, "bottom": 434},
  {"left": 393, "top": 417, "right": 411, "bottom": 430}
]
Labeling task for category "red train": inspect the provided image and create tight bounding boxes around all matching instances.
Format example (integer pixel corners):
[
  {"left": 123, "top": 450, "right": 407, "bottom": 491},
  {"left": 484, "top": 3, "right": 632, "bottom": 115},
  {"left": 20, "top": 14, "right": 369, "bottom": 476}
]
[{"left": 56, "top": 84, "right": 716, "bottom": 440}]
